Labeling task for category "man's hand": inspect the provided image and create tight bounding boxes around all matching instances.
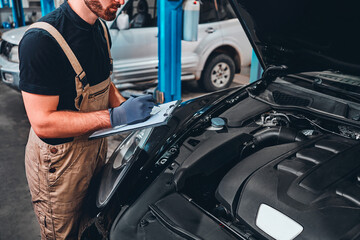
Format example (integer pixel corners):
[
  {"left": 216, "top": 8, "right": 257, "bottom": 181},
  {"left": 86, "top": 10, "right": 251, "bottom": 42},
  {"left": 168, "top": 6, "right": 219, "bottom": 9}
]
[{"left": 109, "top": 94, "right": 155, "bottom": 127}]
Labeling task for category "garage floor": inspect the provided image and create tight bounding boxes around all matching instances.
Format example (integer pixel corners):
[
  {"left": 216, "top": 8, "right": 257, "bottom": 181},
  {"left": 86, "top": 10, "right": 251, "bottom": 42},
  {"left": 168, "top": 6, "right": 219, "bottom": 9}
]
[
  {"left": 0, "top": 71, "right": 249, "bottom": 239},
  {"left": 0, "top": 82, "right": 38, "bottom": 239}
]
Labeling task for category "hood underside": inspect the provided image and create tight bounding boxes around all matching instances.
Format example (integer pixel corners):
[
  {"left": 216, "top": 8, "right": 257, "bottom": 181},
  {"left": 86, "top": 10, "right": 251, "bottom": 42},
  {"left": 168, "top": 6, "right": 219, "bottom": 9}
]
[{"left": 231, "top": 0, "right": 360, "bottom": 75}]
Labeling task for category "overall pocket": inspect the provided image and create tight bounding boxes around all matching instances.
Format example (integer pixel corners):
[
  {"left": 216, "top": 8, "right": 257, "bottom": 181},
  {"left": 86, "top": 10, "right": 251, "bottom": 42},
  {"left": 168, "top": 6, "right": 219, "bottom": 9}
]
[
  {"left": 45, "top": 143, "right": 84, "bottom": 187},
  {"left": 46, "top": 139, "right": 103, "bottom": 202},
  {"left": 86, "top": 84, "right": 110, "bottom": 109},
  {"left": 34, "top": 202, "right": 55, "bottom": 240}
]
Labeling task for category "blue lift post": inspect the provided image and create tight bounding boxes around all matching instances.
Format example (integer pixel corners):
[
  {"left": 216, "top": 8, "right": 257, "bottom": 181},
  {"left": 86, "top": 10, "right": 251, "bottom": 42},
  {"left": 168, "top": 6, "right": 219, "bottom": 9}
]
[
  {"left": 0, "top": 0, "right": 10, "bottom": 8},
  {"left": 4, "top": 0, "right": 53, "bottom": 28},
  {"left": 249, "top": 50, "right": 263, "bottom": 83},
  {"left": 10, "top": 0, "right": 25, "bottom": 27},
  {"left": 40, "top": 0, "right": 55, "bottom": 16},
  {"left": 157, "top": 0, "right": 183, "bottom": 103}
]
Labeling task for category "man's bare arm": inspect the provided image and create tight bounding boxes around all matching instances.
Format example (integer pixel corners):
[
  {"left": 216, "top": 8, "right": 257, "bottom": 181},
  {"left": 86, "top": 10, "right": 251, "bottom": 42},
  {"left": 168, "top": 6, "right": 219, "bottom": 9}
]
[{"left": 22, "top": 91, "right": 112, "bottom": 139}]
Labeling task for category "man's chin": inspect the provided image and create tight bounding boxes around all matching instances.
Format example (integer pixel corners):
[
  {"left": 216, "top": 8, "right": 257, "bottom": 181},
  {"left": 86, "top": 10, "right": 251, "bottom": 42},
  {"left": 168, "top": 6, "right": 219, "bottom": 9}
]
[
  {"left": 99, "top": 15, "right": 115, "bottom": 21},
  {"left": 101, "top": 11, "right": 117, "bottom": 21}
]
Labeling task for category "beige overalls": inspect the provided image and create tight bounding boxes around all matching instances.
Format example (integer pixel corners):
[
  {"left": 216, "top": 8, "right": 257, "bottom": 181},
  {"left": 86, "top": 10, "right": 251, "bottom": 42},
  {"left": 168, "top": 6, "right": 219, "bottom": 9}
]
[{"left": 24, "top": 20, "right": 112, "bottom": 240}]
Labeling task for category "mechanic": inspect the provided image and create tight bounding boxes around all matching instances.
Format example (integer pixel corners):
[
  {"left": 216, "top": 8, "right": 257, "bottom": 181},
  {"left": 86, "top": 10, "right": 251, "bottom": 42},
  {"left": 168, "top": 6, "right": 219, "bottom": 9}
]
[{"left": 18, "top": 0, "right": 155, "bottom": 239}]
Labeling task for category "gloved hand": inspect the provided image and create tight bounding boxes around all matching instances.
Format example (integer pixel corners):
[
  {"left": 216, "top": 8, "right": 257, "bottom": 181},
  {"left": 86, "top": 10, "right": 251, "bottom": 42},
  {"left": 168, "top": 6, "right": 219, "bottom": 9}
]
[{"left": 109, "top": 94, "right": 155, "bottom": 126}]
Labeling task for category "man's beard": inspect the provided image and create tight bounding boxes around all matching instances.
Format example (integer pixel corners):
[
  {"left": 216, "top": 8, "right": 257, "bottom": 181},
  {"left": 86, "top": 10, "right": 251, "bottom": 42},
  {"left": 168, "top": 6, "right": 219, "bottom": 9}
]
[{"left": 84, "top": 0, "right": 120, "bottom": 21}]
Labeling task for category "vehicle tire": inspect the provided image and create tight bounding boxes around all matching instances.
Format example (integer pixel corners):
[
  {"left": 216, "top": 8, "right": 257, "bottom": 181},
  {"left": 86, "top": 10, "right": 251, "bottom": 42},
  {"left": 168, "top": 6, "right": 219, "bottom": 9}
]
[{"left": 200, "top": 53, "right": 235, "bottom": 92}]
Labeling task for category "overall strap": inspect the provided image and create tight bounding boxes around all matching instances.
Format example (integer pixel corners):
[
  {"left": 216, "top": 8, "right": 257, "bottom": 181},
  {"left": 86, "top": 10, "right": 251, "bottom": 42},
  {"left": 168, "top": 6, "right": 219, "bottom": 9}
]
[
  {"left": 27, "top": 22, "right": 88, "bottom": 110},
  {"left": 98, "top": 20, "right": 113, "bottom": 73},
  {"left": 27, "top": 22, "right": 87, "bottom": 85}
]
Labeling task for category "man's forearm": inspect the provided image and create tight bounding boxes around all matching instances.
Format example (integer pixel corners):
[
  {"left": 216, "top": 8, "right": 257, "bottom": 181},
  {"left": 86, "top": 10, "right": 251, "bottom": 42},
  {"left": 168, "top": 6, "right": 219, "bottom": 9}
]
[
  {"left": 22, "top": 90, "right": 153, "bottom": 140},
  {"left": 32, "top": 109, "right": 111, "bottom": 139}
]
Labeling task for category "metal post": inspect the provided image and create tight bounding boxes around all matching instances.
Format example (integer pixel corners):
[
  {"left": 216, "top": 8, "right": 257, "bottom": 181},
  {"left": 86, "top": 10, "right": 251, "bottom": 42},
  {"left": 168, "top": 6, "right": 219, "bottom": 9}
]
[
  {"left": 0, "top": 0, "right": 10, "bottom": 8},
  {"left": 157, "top": 0, "right": 182, "bottom": 103},
  {"left": 10, "top": 0, "right": 25, "bottom": 27},
  {"left": 40, "top": 0, "right": 55, "bottom": 16},
  {"left": 249, "top": 50, "right": 263, "bottom": 83}
]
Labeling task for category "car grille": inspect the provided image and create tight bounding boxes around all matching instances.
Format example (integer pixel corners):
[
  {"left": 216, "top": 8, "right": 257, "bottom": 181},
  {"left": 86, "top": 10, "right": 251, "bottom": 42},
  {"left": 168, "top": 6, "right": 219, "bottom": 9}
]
[{"left": 0, "top": 40, "right": 13, "bottom": 58}]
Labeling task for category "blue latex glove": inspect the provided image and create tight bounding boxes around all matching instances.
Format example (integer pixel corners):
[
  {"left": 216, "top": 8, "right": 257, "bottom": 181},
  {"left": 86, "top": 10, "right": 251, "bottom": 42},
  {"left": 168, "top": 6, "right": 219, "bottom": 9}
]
[{"left": 109, "top": 94, "right": 155, "bottom": 126}]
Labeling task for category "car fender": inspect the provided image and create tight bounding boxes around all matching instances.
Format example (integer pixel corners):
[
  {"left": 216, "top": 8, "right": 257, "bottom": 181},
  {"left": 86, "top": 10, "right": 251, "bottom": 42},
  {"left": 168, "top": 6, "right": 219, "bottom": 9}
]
[
  {"left": 194, "top": 39, "right": 243, "bottom": 80},
  {"left": 221, "top": 36, "right": 252, "bottom": 67},
  {"left": 193, "top": 39, "right": 224, "bottom": 78}
]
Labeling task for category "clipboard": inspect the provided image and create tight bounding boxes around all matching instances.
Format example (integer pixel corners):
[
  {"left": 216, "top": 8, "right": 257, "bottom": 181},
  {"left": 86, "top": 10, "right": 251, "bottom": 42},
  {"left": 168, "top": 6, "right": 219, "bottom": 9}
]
[{"left": 89, "top": 100, "right": 181, "bottom": 139}]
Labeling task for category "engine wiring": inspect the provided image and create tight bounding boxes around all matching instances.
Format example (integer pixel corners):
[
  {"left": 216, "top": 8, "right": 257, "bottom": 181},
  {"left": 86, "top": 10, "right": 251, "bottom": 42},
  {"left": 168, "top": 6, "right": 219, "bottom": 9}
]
[
  {"left": 257, "top": 111, "right": 360, "bottom": 140},
  {"left": 286, "top": 112, "right": 357, "bottom": 139}
]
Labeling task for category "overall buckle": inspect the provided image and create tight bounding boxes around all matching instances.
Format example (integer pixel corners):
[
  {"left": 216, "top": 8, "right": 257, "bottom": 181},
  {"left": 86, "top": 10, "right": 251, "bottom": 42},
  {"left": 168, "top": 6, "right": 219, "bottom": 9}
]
[{"left": 76, "top": 71, "right": 88, "bottom": 90}]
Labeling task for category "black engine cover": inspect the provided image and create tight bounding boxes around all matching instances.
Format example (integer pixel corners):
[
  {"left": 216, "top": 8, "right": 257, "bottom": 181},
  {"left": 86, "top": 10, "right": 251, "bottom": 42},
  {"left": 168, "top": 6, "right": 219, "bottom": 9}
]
[{"left": 216, "top": 135, "right": 360, "bottom": 239}]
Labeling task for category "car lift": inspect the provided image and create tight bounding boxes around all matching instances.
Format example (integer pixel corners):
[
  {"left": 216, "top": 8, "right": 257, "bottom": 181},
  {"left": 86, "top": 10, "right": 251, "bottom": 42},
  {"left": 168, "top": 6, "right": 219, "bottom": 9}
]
[
  {"left": 157, "top": 0, "right": 200, "bottom": 103},
  {"left": 158, "top": 0, "right": 262, "bottom": 101},
  {"left": 0, "top": 0, "right": 9, "bottom": 8},
  {"left": 11, "top": 0, "right": 25, "bottom": 27},
  {"left": 40, "top": 0, "right": 54, "bottom": 17},
  {"left": 0, "top": 0, "right": 53, "bottom": 28},
  {"left": 0, "top": 0, "right": 25, "bottom": 27},
  {"left": 156, "top": 0, "right": 183, "bottom": 103},
  {"left": 158, "top": 0, "right": 262, "bottom": 102}
]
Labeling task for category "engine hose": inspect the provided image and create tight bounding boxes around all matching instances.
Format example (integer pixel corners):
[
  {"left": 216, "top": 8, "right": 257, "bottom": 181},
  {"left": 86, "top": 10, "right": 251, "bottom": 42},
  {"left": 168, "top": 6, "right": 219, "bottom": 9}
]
[{"left": 253, "top": 127, "right": 307, "bottom": 148}]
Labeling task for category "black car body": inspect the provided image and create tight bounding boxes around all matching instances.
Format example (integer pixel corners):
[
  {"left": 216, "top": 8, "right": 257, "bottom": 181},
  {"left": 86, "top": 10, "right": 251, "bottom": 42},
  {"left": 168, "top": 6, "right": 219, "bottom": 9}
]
[{"left": 81, "top": 1, "right": 360, "bottom": 239}]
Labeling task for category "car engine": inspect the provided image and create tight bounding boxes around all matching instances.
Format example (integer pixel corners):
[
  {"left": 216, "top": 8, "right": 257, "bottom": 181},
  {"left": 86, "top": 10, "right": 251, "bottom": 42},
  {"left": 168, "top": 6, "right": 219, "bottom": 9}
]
[
  {"left": 108, "top": 82, "right": 360, "bottom": 240},
  {"left": 171, "top": 94, "right": 360, "bottom": 239}
]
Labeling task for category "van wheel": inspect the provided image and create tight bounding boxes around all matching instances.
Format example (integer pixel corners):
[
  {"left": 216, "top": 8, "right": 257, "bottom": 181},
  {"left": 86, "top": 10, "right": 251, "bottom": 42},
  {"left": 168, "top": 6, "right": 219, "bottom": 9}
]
[{"left": 200, "top": 53, "right": 235, "bottom": 92}]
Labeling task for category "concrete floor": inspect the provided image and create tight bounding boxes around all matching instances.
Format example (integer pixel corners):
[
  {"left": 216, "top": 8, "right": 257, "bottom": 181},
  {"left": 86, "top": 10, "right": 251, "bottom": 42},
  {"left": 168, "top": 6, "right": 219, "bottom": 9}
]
[
  {"left": 0, "top": 71, "right": 249, "bottom": 240},
  {"left": 0, "top": 82, "right": 39, "bottom": 239}
]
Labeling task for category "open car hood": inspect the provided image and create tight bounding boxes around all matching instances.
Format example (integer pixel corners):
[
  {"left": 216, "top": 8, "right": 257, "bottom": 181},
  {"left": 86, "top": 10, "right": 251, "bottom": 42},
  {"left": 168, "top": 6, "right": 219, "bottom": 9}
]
[{"left": 230, "top": 0, "right": 360, "bottom": 75}]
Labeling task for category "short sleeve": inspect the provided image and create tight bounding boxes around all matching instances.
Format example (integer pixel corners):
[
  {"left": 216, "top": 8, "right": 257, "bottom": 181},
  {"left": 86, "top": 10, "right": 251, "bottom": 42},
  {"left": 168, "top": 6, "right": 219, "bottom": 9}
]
[{"left": 19, "top": 30, "right": 68, "bottom": 95}]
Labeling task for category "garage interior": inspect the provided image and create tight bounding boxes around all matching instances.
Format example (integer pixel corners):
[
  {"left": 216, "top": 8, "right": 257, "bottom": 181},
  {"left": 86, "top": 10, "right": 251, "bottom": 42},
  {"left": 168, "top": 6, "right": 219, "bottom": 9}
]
[{"left": 1, "top": 1, "right": 253, "bottom": 239}]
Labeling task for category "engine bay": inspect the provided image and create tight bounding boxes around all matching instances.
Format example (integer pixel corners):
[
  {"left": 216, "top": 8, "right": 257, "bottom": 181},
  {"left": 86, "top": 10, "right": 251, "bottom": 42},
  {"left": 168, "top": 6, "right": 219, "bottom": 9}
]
[
  {"left": 171, "top": 94, "right": 360, "bottom": 239},
  {"left": 108, "top": 79, "right": 360, "bottom": 240}
]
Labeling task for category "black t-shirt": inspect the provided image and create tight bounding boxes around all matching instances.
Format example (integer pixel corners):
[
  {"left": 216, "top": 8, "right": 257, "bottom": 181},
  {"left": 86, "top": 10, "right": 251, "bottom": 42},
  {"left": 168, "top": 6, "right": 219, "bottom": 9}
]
[{"left": 19, "top": 2, "right": 112, "bottom": 145}]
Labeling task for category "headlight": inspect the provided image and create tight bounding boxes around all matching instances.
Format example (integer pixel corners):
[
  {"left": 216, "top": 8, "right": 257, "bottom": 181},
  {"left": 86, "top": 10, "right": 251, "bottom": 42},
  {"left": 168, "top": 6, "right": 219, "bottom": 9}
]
[
  {"left": 97, "top": 128, "right": 153, "bottom": 207},
  {"left": 9, "top": 46, "right": 19, "bottom": 63},
  {"left": 113, "top": 128, "right": 151, "bottom": 169}
]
